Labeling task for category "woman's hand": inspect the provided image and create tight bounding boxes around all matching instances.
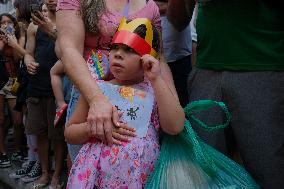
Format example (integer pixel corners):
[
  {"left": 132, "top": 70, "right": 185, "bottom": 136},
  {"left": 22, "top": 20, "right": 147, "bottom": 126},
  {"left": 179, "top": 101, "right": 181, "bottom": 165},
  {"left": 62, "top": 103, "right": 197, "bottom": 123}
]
[
  {"left": 87, "top": 97, "right": 120, "bottom": 146},
  {"left": 141, "top": 54, "right": 162, "bottom": 82}
]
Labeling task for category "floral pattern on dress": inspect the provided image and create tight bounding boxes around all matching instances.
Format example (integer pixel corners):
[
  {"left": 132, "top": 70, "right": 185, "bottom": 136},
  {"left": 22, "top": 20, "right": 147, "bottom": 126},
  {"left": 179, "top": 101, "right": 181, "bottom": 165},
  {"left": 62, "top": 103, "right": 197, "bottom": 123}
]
[{"left": 67, "top": 81, "right": 160, "bottom": 189}]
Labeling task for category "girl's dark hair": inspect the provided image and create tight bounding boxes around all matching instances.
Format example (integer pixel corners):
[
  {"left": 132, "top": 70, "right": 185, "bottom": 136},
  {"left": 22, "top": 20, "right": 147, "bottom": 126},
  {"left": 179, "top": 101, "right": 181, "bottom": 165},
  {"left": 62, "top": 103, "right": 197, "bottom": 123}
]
[
  {"left": 81, "top": 0, "right": 106, "bottom": 36},
  {"left": 0, "top": 13, "right": 20, "bottom": 39},
  {"left": 13, "top": 0, "right": 40, "bottom": 23},
  {"left": 132, "top": 23, "right": 161, "bottom": 54}
]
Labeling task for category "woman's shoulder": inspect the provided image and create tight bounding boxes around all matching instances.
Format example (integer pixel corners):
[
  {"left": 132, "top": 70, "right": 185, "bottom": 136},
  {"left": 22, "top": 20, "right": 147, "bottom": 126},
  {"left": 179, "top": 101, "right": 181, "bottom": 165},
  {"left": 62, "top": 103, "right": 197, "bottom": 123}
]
[
  {"left": 136, "top": 0, "right": 159, "bottom": 14},
  {"left": 131, "top": 0, "right": 161, "bottom": 31}
]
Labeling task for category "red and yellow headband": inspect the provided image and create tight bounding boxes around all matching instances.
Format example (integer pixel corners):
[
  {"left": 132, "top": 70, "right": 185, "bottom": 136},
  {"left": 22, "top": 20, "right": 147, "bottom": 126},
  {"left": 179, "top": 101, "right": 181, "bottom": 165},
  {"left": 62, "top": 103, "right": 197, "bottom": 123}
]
[{"left": 112, "top": 17, "right": 158, "bottom": 58}]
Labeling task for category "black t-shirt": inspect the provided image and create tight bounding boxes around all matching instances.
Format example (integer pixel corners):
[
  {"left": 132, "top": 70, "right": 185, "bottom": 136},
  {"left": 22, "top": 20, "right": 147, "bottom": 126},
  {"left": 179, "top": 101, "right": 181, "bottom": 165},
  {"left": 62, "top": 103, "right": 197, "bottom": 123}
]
[{"left": 28, "top": 28, "right": 58, "bottom": 97}]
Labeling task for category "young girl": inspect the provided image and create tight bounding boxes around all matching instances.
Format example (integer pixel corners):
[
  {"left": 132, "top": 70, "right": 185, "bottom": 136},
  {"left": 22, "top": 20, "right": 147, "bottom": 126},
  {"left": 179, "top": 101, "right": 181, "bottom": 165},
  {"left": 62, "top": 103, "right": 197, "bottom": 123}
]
[
  {"left": 64, "top": 18, "right": 185, "bottom": 188},
  {"left": 0, "top": 13, "right": 24, "bottom": 168},
  {"left": 57, "top": 0, "right": 179, "bottom": 164}
]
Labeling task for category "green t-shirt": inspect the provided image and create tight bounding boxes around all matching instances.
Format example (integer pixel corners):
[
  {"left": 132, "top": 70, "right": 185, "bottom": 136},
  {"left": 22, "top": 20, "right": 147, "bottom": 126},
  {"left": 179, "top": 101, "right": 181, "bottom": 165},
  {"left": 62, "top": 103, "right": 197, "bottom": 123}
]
[{"left": 196, "top": 0, "right": 284, "bottom": 71}]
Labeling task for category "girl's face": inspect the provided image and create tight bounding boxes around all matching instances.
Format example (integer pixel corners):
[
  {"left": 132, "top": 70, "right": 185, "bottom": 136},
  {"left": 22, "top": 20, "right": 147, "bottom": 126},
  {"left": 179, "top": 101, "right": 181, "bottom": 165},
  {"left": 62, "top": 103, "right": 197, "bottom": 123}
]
[
  {"left": 109, "top": 44, "right": 144, "bottom": 84},
  {"left": 0, "top": 15, "right": 14, "bottom": 30}
]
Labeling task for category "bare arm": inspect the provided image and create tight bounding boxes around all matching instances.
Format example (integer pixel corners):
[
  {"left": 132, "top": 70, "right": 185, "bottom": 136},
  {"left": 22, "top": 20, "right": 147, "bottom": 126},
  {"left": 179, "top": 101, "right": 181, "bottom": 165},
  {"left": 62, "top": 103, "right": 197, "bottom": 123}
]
[
  {"left": 56, "top": 10, "right": 102, "bottom": 103},
  {"left": 56, "top": 9, "right": 119, "bottom": 145},
  {"left": 142, "top": 55, "right": 185, "bottom": 135},
  {"left": 153, "top": 77, "right": 185, "bottom": 134},
  {"left": 167, "top": 0, "right": 195, "bottom": 31},
  {"left": 7, "top": 35, "right": 27, "bottom": 60},
  {"left": 157, "top": 29, "right": 179, "bottom": 101},
  {"left": 50, "top": 60, "right": 66, "bottom": 107},
  {"left": 64, "top": 96, "right": 91, "bottom": 144},
  {"left": 158, "top": 46, "right": 185, "bottom": 133},
  {"left": 159, "top": 56, "right": 179, "bottom": 100},
  {"left": 24, "top": 23, "right": 39, "bottom": 75},
  {"left": 24, "top": 23, "right": 36, "bottom": 65}
]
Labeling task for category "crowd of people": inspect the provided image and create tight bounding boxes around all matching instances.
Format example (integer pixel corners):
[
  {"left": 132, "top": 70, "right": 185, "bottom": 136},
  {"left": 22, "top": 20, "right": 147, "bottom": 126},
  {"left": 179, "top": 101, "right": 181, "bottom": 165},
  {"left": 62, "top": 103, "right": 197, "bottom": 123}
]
[{"left": 0, "top": 0, "right": 283, "bottom": 189}]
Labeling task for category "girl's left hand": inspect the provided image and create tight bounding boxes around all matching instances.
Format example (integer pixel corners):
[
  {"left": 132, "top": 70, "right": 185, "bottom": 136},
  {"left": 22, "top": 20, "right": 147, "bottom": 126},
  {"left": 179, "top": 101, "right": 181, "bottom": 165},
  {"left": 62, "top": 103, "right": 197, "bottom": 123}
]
[{"left": 141, "top": 54, "right": 162, "bottom": 82}]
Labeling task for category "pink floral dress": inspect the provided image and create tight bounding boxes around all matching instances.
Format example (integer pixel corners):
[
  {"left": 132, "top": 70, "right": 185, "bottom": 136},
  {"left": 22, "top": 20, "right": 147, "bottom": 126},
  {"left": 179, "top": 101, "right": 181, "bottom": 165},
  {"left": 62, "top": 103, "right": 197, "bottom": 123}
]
[
  {"left": 57, "top": 0, "right": 161, "bottom": 162},
  {"left": 66, "top": 80, "right": 161, "bottom": 189}
]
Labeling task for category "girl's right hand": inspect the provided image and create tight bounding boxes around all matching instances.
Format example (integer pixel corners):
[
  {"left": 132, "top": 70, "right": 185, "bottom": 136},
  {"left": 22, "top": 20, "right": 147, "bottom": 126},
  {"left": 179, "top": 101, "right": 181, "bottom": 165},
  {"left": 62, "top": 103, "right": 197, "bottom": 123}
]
[
  {"left": 112, "top": 122, "right": 136, "bottom": 145},
  {"left": 141, "top": 54, "right": 162, "bottom": 82},
  {"left": 89, "top": 107, "right": 136, "bottom": 145},
  {"left": 89, "top": 122, "right": 136, "bottom": 145}
]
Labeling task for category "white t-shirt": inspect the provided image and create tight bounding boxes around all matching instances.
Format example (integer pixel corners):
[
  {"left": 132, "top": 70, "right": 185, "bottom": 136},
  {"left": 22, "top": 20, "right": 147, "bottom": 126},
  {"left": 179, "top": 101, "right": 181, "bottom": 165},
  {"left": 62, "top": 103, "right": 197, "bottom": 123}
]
[
  {"left": 190, "top": 4, "right": 198, "bottom": 42},
  {"left": 161, "top": 16, "right": 192, "bottom": 62}
]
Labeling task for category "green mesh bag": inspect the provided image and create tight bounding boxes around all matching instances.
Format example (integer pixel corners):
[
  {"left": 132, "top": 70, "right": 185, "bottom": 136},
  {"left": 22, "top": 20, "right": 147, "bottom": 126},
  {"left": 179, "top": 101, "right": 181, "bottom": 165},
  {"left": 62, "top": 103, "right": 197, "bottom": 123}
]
[{"left": 145, "top": 100, "right": 260, "bottom": 189}]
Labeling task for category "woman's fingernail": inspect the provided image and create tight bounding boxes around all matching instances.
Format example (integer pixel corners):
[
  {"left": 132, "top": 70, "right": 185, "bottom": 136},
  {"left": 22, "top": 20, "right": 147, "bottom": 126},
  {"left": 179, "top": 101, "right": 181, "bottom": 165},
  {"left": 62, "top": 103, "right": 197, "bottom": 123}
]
[{"left": 116, "top": 122, "right": 120, "bottom": 127}]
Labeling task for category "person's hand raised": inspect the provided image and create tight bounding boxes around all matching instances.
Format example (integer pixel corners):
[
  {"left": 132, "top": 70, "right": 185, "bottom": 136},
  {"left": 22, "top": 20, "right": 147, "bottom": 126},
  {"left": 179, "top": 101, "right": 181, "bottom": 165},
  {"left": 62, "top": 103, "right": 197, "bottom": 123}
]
[
  {"left": 31, "top": 11, "right": 54, "bottom": 36},
  {"left": 141, "top": 54, "right": 162, "bottom": 82}
]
